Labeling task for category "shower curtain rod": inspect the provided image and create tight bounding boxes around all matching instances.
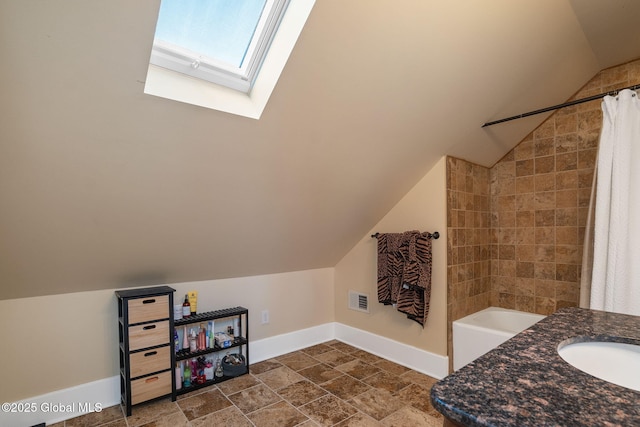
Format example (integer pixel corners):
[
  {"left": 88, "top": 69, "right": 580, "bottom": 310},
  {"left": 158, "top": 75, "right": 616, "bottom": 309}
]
[{"left": 482, "top": 83, "right": 640, "bottom": 128}]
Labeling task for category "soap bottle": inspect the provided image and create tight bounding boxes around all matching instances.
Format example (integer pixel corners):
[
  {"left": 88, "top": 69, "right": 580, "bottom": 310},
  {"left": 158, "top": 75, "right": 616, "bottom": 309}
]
[
  {"left": 189, "top": 329, "right": 197, "bottom": 352},
  {"left": 175, "top": 362, "right": 182, "bottom": 390},
  {"left": 183, "top": 361, "right": 191, "bottom": 388},
  {"left": 199, "top": 325, "right": 206, "bottom": 349},
  {"left": 204, "top": 361, "right": 214, "bottom": 380},
  {"left": 188, "top": 291, "right": 197, "bottom": 316},
  {"left": 191, "top": 359, "right": 198, "bottom": 384},
  {"left": 215, "top": 358, "right": 224, "bottom": 378},
  {"left": 182, "top": 326, "right": 188, "bottom": 352}
]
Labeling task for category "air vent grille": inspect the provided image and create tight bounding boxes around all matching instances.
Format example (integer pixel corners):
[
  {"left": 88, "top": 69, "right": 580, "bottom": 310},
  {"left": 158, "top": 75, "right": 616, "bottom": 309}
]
[{"left": 348, "top": 291, "right": 369, "bottom": 313}]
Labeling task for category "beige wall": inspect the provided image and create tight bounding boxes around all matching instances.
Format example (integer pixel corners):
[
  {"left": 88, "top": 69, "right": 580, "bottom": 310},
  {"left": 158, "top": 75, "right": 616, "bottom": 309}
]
[
  {"left": 0, "top": 268, "right": 334, "bottom": 403},
  {"left": 0, "top": 289, "right": 120, "bottom": 403},
  {"left": 2, "top": 157, "right": 447, "bottom": 404},
  {"left": 334, "top": 157, "right": 448, "bottom": 356}
]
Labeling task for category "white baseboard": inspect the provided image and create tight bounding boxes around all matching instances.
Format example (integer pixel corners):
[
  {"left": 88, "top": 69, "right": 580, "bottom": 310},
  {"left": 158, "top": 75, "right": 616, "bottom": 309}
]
[
  {"left": 0, "top": 376, "right": 121, "bottom": 427},
  {"left": 250, "top": 323, "right": 448, "bottom": 379},
  {"left": 334, "top": 323, "right": 449, "bottom": 379},
  {"left": 250, "top": 322, "right": 447, "bottom": 379},
  {"left": 249, "top": 323, "right": 336, "bottom": 362},
  {"left": 3, "top": 323, "right": 448, "bottom": 426}
]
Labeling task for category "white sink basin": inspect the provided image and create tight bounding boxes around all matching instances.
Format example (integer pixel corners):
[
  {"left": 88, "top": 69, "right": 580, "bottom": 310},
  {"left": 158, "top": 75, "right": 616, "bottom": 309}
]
[{"left": 558, "top": 340, "right": 640, "bottom": 391}]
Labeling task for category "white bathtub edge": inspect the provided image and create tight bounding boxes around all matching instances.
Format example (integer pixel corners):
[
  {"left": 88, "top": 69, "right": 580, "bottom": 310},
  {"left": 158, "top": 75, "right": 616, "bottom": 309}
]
[
  {"left": 453, "top": 307, "right": 546, "bottom": 371},
  {"left": 453, "top": 306, "right": 545, "bottom": 328}
]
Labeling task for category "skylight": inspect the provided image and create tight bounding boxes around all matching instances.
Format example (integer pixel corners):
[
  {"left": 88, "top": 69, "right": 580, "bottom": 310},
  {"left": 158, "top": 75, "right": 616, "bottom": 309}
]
[
  {"left": 155, "top": 1, "right": 266, "bottom": 67},
  {"left": 150, "top": 0, "right": 288, "bottom": 93},
  {"left": 144, "top": 0, "right": 315, "bottom": 119}
]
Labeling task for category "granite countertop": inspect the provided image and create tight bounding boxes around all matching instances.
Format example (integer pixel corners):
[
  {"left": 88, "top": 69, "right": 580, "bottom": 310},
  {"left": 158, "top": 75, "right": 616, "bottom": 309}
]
[{"left": 431, "top": 307, "right": 640, "bottom": 426}]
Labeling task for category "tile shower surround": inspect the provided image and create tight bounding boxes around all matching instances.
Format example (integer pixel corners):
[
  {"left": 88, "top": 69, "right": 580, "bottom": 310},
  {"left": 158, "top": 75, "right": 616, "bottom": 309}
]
[
  {"left": 54, "top": 341, "right": 443, "bottom": 426},
  {"left": 446, "top": 59, "right": 640, "bottom": 366}
]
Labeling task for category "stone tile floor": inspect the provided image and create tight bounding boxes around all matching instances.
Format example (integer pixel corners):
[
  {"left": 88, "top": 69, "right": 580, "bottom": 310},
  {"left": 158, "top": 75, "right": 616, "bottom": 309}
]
[{"left": 52, "top": 340, "right": 444, "bottom": 426}]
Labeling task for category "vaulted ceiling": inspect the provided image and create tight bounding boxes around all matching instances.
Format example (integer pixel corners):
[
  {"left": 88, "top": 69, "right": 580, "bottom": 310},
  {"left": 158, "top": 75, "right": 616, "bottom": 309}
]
[{"left": 1, "top": 0, "right": 640, "bottom": 300}]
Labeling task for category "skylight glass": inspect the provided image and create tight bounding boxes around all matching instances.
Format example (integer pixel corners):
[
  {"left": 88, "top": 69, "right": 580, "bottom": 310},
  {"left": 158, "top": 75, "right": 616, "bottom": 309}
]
[
  {"left": 154, "top": 0, "right": 267, "bottom": 68},
  {"left": 144, "top": 0, "right": 316, "bottom": 119},
  {"left": 150, "top": 0, "right": 290, "bottom": 93}
]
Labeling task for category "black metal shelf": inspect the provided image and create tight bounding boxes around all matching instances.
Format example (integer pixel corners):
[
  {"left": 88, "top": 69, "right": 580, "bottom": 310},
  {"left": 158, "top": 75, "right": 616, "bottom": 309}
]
[
  {"left": 175, "top": 306, "right": 248, "bottom": 326},
  {"left": 175, "top": 367, "right": 249, "bottom": 395},
  {"left": 175, "top": 337, "right": 247, "bottom": 361},
  {"left": 173, "top": 305, "right": 249, "bottom": 394}
]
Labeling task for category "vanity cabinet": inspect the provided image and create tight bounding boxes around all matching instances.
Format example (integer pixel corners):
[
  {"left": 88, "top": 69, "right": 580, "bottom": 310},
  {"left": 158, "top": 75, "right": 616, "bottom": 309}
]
[{"left": 115, "top": 286, "right": 176, "bottom": 416}]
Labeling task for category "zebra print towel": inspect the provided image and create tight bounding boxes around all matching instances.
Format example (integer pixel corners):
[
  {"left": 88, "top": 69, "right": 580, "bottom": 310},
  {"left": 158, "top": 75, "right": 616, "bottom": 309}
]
[{"left": 376, "top": 231, "right": 433, "bottom": 326}]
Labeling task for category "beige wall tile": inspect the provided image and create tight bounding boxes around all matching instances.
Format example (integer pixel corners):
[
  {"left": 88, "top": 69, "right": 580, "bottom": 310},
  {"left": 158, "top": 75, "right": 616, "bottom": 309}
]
[
  {"left": 535, "top": 156, "right": 555, "bottom": 174},
  {"left": 447, "top": 60, "right": 640, "bottom": 328},
  {"left": 556, "top": 152, "right": 578, "bottom": 171},
  {"left": 555, "top": 134, "right": 578, "bottom": 153},
  {"left": 534, "top": 173, "right": 555, "bottom": 192},
  {"left": 516, "top": 159, "right": 534, "bottom": 176}
]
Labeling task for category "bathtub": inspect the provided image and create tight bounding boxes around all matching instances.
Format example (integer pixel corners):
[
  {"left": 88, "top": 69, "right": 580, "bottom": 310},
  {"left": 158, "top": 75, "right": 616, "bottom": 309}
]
[{"left": 453, "top": 307, "right": 546, "bottom": 370}]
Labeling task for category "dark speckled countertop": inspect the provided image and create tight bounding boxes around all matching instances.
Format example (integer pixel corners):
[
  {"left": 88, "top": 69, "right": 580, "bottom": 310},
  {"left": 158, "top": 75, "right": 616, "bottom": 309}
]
[{"left": 431, "top": 307, "right": 640, "bottom": 426}]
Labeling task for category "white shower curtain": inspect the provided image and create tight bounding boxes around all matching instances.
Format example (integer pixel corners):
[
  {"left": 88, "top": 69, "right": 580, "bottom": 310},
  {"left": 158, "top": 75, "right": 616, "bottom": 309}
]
[{"left": 589, "top": 89, "right": 640, "bottom": 316}]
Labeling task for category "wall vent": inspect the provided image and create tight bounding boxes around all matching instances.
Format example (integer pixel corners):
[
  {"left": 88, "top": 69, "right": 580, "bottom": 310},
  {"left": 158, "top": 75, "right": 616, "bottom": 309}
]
[{"left": 348, "top": 290, "right": 369, "bottom": 313}]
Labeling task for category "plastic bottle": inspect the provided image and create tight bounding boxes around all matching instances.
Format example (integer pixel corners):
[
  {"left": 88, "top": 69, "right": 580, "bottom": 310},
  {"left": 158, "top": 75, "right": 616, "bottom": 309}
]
[
  {"left": 182, "top": 294, "right": 191, "bottom": 318},
  {"left": 182, "top": 326, "right": 188, "bottom": 351},
  {"left": 215, "top": 358, "right": 223, "bottom": 378},
  {"left": 189, "top": 329, "right": 197, "bottom": 352},
  {"left": 175, "top": 362, "right": 182, "bottom": 390},
  {"left": 204, "top": 362, "right": 213, "bottom": 380},
  {"left": 198, "top": 326, "right": 205, "bottom": 350},
  {"left": 188, "top": 291, "right": 197, "bottom": 316},
  {"left": 191, "top": 359, "right": 198, "bottom": 383},
  {"left": 174, "top": 329, "right": 180, "bottom": 352},
  {"left": 183, "top": 361, "right": 191, "bottom": 388}
]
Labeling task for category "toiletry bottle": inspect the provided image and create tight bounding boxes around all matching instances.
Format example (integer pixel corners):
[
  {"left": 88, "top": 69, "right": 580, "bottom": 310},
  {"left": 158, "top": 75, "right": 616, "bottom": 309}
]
[
  {"left": 215, "top": 358, "right": 224, "bottom": 378},
  {"left": 189, "top": 329, "right": 197, "bottom": 352},
  {"left": 188, "top": 291, "right": 197, "bottom": 316},
  {"left": 204, "top": 361, "right": 213, "bottom": 381},
  {"left": 175, "top": 362, "right": 182, "bottom": 390},
  {"left": 183, "top": 361, "right": 191, "bottom": 388},
  {"left": 201, "top": 324, "right": 207, "bottom": 349},
  {"left": 191, "top": 359, "right": 198, "bottom": 383},
  {"left": 174, "top": 329, "right": 179, "bottom": 352},
  {"left": 182, "top": 294, "right": 191, "bottom": 318},
  {"left": 182, "top": 326, "right": 188, "bottom": 351}
]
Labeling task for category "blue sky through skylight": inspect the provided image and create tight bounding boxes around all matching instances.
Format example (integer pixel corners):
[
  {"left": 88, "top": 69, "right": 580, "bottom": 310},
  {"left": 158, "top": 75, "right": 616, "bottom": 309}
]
[{"left": 154, "top": 0, "right": 267, "bottom": 68}]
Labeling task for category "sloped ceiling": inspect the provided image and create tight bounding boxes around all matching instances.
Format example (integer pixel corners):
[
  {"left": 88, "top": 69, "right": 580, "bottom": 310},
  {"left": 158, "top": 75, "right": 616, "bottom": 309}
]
[{"left": 1, "top": 0, "right": 639, "bottom": 300}]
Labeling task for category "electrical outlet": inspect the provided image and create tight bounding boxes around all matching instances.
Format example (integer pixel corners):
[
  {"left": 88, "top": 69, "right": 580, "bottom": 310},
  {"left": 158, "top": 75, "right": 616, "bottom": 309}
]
[{"left": 261, "top": 310, "right": 269, "bottom": 324}]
